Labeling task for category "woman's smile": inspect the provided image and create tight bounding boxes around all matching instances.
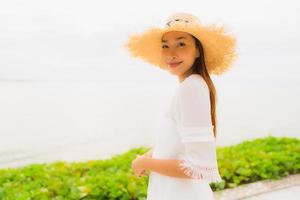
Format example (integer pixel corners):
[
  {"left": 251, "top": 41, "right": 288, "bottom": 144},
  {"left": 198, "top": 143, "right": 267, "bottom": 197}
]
[{"left": 168, "top": 61, "right": 183, "bottom": 68}]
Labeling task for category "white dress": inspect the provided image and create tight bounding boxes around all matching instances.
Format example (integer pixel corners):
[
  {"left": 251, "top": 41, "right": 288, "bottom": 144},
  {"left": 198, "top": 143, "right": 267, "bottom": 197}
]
[{"left": 146, "top": 74, "right": 223, "bottom": 200}]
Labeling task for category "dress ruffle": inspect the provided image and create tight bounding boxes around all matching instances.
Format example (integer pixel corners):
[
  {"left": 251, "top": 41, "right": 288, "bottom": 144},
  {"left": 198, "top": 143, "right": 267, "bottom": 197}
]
[{"left": 179, "top": 159, "right": 223, "bottom": 183}]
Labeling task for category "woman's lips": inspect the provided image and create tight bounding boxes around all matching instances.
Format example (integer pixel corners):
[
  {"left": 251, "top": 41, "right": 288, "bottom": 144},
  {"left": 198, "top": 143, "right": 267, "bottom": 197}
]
[{"left": 168, "top": 61, "right": 183, "bottom": 68}]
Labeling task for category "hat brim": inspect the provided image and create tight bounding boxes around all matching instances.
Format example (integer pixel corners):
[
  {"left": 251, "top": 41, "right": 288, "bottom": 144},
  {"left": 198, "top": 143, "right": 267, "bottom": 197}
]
[{"left": 124, "top": 22, "right": 237, "bottom": 75}]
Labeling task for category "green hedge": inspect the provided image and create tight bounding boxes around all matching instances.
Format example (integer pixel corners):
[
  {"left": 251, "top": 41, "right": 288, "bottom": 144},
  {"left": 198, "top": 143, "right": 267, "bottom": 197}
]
[{"left": 0, "top": 136, "right": 299, "bottom": 199}]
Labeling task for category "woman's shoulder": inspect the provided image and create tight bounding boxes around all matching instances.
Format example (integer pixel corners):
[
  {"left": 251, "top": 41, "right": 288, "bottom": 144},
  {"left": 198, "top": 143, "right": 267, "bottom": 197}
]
[{"left": 179, "top": 74, "right": 208, "bottom": 92}]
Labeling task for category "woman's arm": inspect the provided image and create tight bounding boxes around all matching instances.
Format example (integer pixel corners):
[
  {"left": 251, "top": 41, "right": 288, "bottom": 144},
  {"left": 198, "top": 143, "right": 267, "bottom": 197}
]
[{"left": 143, "top": 157, "right": 192, "bottom": 179}]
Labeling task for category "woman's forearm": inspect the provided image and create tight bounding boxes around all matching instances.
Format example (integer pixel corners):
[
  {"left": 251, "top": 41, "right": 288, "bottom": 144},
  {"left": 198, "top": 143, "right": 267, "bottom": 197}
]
[{"left": 144, "top": 157, "right": 192, "bottom": 179}]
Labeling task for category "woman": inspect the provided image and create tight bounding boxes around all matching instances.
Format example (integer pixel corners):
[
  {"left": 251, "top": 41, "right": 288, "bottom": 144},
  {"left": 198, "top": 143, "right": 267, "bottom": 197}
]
[{"left": 124, "top": 12, "right": 237, "bottom": 200}]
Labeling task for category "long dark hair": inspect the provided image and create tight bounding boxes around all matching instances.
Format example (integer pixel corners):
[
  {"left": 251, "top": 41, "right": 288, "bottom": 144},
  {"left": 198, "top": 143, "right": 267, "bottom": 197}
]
[{"left": 190, "top": 35, "right": 218, "bottom": 138}]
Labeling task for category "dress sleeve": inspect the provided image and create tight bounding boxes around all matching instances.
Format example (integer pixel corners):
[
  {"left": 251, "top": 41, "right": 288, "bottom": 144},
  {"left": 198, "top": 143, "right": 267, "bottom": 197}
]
[{"left": 176, "top": 79, "right": 223, "bottom": 183}]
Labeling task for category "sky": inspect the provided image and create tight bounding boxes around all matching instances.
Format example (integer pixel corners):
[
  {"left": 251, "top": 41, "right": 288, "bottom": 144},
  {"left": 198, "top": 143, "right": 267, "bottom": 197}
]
[
  {"left": 0, "top": 0, "right": 299, "bottom": 82},
  {"left": 0, "top": 0, "right": 300, "bottom": 167}
]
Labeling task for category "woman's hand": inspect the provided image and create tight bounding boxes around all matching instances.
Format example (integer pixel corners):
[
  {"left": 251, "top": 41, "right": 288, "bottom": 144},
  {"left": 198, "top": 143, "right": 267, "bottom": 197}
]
[{"left": 132, "top": 155, "right": 150, "bottom": 177}]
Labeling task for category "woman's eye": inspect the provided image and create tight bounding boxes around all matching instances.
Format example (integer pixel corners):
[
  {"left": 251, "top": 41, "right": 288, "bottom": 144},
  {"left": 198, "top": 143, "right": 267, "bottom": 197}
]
[
  {"left": 162, "top": 44, "right": 168, "bottom": 49},
  {"left": 178, "top": 42, "right": 186, "bottom": 47}
]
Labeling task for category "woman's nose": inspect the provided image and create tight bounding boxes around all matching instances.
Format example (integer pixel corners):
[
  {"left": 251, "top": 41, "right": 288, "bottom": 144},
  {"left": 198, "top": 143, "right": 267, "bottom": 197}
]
[{"left": 168, "top": 50, "right": 178, "bottom": 60}]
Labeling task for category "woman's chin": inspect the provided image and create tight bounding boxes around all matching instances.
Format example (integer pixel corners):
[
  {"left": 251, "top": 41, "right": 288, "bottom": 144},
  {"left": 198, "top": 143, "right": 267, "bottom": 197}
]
[{"left": 167, "top": 69, "right": 181, "bottom": 76}]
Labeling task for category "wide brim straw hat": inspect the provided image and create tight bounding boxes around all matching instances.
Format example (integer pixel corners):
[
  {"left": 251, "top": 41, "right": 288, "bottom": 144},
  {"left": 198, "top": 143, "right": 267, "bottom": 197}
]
[{"left": 124, "top": 12, "right": 237, "bottom": 75}]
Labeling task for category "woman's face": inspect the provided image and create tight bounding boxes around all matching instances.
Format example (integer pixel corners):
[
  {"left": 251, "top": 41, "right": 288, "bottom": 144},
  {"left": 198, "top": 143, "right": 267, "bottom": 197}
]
[{"left": 161, "top": 31, "right": 200, "bottom": 80}]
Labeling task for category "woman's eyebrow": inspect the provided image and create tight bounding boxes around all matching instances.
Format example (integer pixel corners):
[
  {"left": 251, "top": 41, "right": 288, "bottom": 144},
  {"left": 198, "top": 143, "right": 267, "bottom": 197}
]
[{"left": 161, "top": 36, "right": 186, "bottom": 43}]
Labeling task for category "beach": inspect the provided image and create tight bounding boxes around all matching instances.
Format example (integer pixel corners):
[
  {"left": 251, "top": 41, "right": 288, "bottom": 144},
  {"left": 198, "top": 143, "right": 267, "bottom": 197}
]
[{"left": 0, "top": 79, "right": 299, "bottom": 169}]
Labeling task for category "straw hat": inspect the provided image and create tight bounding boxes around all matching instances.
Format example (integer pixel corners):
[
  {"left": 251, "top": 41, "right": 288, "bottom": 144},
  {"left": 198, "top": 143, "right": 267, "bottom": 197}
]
[{"left": 124, "top": 12, "right": 237, "bottom": 75}]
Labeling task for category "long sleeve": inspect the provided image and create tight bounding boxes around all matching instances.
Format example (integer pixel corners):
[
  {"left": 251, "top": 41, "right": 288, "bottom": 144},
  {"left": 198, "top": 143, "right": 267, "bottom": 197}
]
[{"left": 176, "top": 77, "right": 223, "bottom": 183}]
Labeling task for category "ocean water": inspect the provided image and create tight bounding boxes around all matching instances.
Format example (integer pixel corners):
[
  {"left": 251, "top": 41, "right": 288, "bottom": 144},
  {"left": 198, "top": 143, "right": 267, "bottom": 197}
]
[{"left": 0, "top": 79, "right": 299, "bottom": 169}]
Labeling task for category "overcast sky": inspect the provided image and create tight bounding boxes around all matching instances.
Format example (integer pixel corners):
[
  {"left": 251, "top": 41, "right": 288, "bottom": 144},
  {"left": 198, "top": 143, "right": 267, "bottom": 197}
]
[
  {"left": 0, "top": 1, "right": 299, "bottom": 164},
  {"left": 0, "top": 0, "right": 299, "bottom": 82}
]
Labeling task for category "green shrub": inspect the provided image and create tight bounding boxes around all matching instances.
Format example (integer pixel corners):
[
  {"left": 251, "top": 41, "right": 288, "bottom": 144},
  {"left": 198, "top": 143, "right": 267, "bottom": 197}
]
[
  {"left": 213, "top": 136, "right": 300, "bottom": 190},
  {"left": 0, "top": 136, "right": 299, "bottom": 199}
]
